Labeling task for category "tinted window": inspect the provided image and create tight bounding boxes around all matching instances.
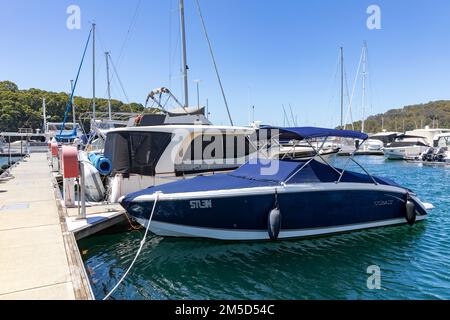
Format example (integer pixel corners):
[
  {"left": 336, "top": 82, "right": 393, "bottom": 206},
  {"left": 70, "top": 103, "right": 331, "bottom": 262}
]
[{"left": 104, "top": 131, "right": 172, "bottom": 176}]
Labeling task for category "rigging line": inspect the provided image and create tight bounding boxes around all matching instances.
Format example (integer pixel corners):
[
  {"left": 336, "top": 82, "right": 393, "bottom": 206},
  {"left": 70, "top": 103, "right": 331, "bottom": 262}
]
[
  {"left": 169, "top": 0, "right": 181, "bottom": 90},
  {"left": 325, "top": 51, "right": 340, "bottom": 126},
  {"left": 96, "top": 28, "right": 116, "bottom": 101},
  {"left": 289, "top": 104, "right": 297, "bottom": 126},
  {"left": 171, "top": 13, "right": 181, "bottom": 86},
  {"left": 59, "top": 28, "right": 93, "bottom": 138},
  {"left": 108, "top": 54, "right": 130, "bottom": 105},
  {"left": 281, "top": 104, "right": 291, "bottom": 127},
  {"left": 162, "top": 94, "right": 172, "bottom": 110},
  {"left": 116, "top": 0, "right": 142, "bottom": 69},
  {"left": 343, "top": 65, "right": 354, "bottom": 130},
  {"left": 195, "top": 0, "right": 234, "bottom": 126},
  {"left": 344, "top": 46, "right": 364, "bottom": 130},
  {"left": 169, "top": 0, "right": 172, "bottom": 90},
  {"left": 365, "top": 46, "right": 376, "bottom": 114},
  {"left": 91, "top": 25, "right": 106, "bottom": 84},
  {"left": 106, "top": 0, "right": 142, "bottom": 89},
  {"left": 169, "top": 1, "right": 182, "bottom": 94}
]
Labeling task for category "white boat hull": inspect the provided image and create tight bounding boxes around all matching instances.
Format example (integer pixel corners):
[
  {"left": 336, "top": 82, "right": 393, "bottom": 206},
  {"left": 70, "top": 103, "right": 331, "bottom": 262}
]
[
  {"left": 384, "top": 145, "right": 428, "bottom": 160},
  {"left": 139, "top": 216, "right": 427, "bottom": 241}
]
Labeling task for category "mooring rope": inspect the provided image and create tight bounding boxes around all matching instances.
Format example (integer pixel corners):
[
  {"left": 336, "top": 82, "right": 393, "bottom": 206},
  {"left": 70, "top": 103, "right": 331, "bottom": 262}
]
[{"left": 103, "top": 192, "right": 161, "bottom": 300}]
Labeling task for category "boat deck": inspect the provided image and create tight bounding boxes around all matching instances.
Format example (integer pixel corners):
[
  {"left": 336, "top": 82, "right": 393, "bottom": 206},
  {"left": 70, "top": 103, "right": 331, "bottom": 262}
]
[{"left": 0, "top": 153, "right": 93, "bottom": 300}]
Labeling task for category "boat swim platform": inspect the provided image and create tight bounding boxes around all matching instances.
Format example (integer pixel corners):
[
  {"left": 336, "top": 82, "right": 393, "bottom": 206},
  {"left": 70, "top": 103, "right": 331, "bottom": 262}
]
[{"left": 0, "top": 153, "right": 94, "bottom": 300}]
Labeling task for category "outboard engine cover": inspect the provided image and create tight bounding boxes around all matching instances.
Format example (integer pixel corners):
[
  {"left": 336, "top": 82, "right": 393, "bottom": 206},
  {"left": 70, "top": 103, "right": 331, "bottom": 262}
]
[
  {"left": 405, "top": 196, "right": 416, "bottom": 226},
  {"left": 422, "top": 147, "right": 434, "bottom": 162},
  {"left": 268, "top": 206, "right": 282, "bottom": 240},
  {"left": 434, "top": 147, "right": 446, "bottom": 162}
]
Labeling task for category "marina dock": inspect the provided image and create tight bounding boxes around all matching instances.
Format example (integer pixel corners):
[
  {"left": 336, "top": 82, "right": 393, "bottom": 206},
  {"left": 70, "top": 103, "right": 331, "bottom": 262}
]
[{"left": 0, "top": 153, "right": 94, "bottom": 300}]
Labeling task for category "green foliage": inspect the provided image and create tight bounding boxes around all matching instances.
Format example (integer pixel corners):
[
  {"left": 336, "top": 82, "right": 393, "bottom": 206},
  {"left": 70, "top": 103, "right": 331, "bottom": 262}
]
[
  {"left": 0, "top": 81, "right": 145, "bottom": 132},
  {"left": 0, "top": 80, "right": 19, "bottom": 92},
  {"left": 338, "top": 101, "right": 450, "bottom": 133}
]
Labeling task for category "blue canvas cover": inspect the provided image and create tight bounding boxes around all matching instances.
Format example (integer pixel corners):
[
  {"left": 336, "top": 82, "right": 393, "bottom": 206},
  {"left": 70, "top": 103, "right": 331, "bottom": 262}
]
[
  {"left": 56, "top": 128, "right": 78, "bottom": 141},
  {"left": 121, "top": 159, "right": 403, "bottom": 205}
]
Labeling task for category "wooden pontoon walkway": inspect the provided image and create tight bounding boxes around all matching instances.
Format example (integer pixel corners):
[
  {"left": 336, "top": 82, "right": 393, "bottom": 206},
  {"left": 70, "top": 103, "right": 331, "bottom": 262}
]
[{"left": 0, "top": 153, "right": 93, "bottom": 300}]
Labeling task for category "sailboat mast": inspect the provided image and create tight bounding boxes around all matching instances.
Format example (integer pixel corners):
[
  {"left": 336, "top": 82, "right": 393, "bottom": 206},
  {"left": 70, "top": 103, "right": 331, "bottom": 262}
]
[
  {"left": 92, "top": 23, "right": 96, "bottom": 122},
  {"left": 340, "top": 47, "right": 344, "bottom": 129},
  {"left": 179, "top": 0, "right": 189, "bottom": 109},
  {"left": 361, "top": 41, "right": 367, "bottom": 133},
  {"left": 105, "top": 52, "right": 112, "bottom": 120}
]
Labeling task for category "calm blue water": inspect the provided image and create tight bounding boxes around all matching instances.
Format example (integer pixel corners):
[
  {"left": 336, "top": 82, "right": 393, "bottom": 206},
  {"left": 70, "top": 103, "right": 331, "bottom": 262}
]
[{"left": 78, "top": 157, "right": 450, "bottom": 300}]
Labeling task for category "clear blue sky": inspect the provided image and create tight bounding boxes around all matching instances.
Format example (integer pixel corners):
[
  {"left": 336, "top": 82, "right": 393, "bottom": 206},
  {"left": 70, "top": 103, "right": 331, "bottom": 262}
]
[{"left": 1, "top": 0, "right": 450, "bottom": 127}]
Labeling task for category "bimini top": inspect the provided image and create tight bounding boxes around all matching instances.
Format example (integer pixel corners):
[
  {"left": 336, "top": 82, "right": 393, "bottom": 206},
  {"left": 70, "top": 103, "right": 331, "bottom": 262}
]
[{"left": 262, "top": 126, "right": 368, "bottom": 141}]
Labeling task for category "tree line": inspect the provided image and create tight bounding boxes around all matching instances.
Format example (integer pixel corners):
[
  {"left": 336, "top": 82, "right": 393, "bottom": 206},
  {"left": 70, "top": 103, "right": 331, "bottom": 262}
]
[
  {"left": 2, "top": 80, "right": 450, "bottom": 134},
  {"left": 338, "top": 100, "right": 450, "bottom": 133},
  {"left": 0, "top": 80, "right": 144, "bottom": 132}
]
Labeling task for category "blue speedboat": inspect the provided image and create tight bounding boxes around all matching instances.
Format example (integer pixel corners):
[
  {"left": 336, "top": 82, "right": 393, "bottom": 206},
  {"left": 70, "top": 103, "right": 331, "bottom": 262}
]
[{"left": 120, "top": 127, "right": 431, "bottom": 241}]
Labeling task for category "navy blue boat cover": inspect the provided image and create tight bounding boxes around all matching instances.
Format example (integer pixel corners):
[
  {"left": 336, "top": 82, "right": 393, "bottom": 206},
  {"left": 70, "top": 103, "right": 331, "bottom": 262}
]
[
  {"left": 263, "top": 126, "right": 368, "bottom": 141},
  {"left": 122, "top": 160, "right": 402, "bottom": 202}
]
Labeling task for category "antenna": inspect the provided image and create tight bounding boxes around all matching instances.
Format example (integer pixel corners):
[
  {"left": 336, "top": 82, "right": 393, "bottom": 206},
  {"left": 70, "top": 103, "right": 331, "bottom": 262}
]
[
  {"left": 105, "top": 52, "right": 112, "bottom": 120},
  {"left": 194, "top": 79, "right": 201, "bottom": 110},
  {"left": 252, "top": 105, "right": 255, "bottom": 123}
]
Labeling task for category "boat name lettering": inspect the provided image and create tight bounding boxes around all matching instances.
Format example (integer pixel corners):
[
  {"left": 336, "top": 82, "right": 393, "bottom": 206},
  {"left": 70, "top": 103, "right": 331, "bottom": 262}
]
[
  {"left": 190, "top": 200, "right": 213, "bottom": 209},
  {"left": 374, "top": 200, "right": 394, "bottom": 206}
]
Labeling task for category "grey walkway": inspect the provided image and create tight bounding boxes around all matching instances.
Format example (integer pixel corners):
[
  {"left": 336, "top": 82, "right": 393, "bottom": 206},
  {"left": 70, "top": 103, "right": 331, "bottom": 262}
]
[{"left": 0, "top": 153, "right": 91, "bottom": 300}]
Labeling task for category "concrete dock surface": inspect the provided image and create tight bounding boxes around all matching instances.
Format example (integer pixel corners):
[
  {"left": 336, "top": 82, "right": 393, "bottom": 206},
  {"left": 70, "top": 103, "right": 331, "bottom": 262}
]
[{"left": 0, "top": 153, "right": 92, "bottom": 300}]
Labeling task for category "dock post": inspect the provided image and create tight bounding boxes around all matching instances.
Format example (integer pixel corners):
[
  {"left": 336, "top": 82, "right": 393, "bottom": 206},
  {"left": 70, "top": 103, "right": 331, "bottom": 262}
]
[
  {"left": 51, "top": 154, "right": 59, "bottom": 172},
  {"left": 78, "top": 161, "right": 87, "bottom": 220},
  {"left": 64, "top": 178, "right": 76, "bottom": 208},
  {"left": 61, "top": 146, "right": 79, "bottom": 208}
]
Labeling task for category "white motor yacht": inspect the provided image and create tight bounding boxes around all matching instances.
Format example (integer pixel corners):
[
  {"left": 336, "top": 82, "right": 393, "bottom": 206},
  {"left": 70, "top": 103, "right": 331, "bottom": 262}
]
[{"left": 384, "top": 134, "right": 429, "bottom": 160}]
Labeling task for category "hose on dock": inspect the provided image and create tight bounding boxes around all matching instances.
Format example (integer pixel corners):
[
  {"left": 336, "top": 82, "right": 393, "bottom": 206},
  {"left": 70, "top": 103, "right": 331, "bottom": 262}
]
[{"left": 103, "top": 192, "right": 160, "bottom": 300}]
